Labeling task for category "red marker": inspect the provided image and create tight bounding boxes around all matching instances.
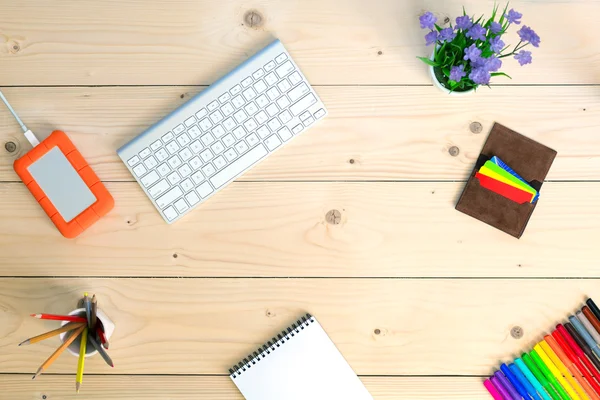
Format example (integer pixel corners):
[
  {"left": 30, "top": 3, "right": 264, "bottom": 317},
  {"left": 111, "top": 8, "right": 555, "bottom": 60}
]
[
  {"left": 554, "top": 325, "right": 600, "bottom": 392},
  {"left": 30, "top": 313, "right": 87, "bottom": 323}
]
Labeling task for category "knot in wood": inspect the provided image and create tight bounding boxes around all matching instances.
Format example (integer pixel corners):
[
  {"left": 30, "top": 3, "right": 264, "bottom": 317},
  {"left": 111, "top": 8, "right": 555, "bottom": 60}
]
[
  {"left": 326, "top": 209, "right": 341, "bottom": 225},
  {"left": 244, "top": 10, "right": 264, "bottom": 28},
  {"left": 9, "top": 41, "right": 20, "bottom": 54},
  {"left": 510, "top": 326, "right": 524, "bottom": 339},
  {"left": 448, "top": 146, "right": 460, "bottom": 157},
  {"left": 4, "top": 141, "right": 17, "bottom": 153},
  {"left": 470, "top": 121, "right": 483, "bottom": 133}
]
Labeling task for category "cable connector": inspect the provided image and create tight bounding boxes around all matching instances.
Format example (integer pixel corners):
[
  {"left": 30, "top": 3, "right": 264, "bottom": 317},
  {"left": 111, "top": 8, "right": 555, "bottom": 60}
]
[
  {"left": 0, "top": 89, "right": 40, "bottom": 148},
  {"left": 23, "top": 129, "right": 40, "bottom": 147}
]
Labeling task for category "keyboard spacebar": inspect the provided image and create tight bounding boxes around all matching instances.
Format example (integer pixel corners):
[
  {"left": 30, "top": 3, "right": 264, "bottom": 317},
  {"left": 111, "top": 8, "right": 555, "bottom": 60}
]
[{"left": 210, "top": 144, "right": 268, "bottom": 188}]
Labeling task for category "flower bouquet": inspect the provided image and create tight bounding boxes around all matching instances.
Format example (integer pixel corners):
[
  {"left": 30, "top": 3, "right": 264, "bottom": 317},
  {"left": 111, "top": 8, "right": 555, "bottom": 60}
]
[{"left": 418, "top": 4, "right": 540, "bottom": 93}]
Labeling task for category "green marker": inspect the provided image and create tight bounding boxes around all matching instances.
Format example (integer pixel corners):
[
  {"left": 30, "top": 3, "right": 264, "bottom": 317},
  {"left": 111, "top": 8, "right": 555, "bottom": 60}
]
[
  {"left": 530, "top": 350, "right": 570, "bottom": 400},
  {"left": 523, "top": 353, "right": 561, "bottom": 400}
]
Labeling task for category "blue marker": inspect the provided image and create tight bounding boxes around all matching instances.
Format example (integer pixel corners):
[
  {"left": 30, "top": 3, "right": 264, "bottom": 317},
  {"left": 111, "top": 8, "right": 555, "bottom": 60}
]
[
  {"left": 569, "top": 314, "right": 600, "bottom": 359},
  {"left": 515, "top": 358, "right": 551, "bottom": 400},
  {"left": 501, "top": 363, "right": 532, "bottom": 400},
  {"left": 510, "top": 362, "right": 542, "bottom": 400}
]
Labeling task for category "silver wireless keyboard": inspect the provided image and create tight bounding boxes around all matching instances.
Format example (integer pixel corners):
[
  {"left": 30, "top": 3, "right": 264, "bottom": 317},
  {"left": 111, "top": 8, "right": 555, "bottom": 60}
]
[{"left": 117, "top": 40, "right": 327, "bottom": 223}]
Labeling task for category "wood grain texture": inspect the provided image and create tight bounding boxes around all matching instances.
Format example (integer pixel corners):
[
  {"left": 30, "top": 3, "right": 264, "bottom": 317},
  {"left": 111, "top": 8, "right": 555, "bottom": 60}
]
[
  {"left": 1, "top": 1, "right": 598, "bottom": 85},
  {"left": 0, "top": 86, "right": 597, "bottom": 182},
  {"left": 0, "top": 278, "right": 596, "bottom": 375},
  {"left": 2, "top": 181, "right": 600, "bottom": 278},
  {"left": 0, "top": 376, "right": 488, "bottom": 399}
]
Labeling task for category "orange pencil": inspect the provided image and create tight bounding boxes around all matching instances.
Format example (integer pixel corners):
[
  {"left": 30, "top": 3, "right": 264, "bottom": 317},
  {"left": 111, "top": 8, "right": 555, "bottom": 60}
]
[
  {"left": 19, "top": 322, "right": 84, "bottom": 346},
  {"left": 33, "top": 325, "right": 85, "bottom": 379}
]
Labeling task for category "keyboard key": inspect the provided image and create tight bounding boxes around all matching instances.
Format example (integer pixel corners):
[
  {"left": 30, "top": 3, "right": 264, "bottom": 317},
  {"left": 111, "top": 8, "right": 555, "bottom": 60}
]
[
  {"left": 161, "top": 131, "right": 174, "bottom": 142},
  {"left": 253, "top": 80, "right": 267, "bottom": 94},
  {"left": 200, "top": 149, "right": 214, "bottom": 162},
  {"left": 150, "top": 140, "right": 162, "bottom": 151},
  {"left": 144, "top": 155, "right": 158, "bottom": 169},
  {"left": 188, "top": 125, "right": 201, "bottom": 138},
  {"left": 235, "top": 140, "right": 249, "bottom": 154},
  {"left": 178, "top": 164, "right": 192, "bottom": 177},
  {"left": 268, "top": 118, "right": 282, "bottom": 131},
  {"left": 163, "top": 206, "right": 178, "bottom": 221},
  {"left": 264, "top": 60, "right": 276, "bottom": 71},
  {"left": 207, "top": 101, "right": 219, "bottom": 111},
  {"left": 245, "top": 102, "right": 258, "bottom": 115},
  {"left": 213, "top": 155, "right": 227, "bottom": 170},
  {"left": 246, "top": 133, "right": 259, "bottom": 147},
  {"left": 278, "top": 127, "right": 292, "bottom": 141},
  {"left": 167, "top": 171, "right": 182, "bottom": 185},
  {"left": 253, "top": 69, "right": 265, "bottom": 79},
  {"left": 184, "top": 116, "right": 196, "bottom": 127},
  {"left": 186, "top": 190, "right": 200, "bottom": 206},
  {"left": 141, "top": 170, "right": 160, "bottom": 187},
  {"left": 275, "top": 53, "right": 288, "bottom": 63},
  {"left": 156, "top": 186, "right": 183, "bottom": 208},
  {"left": 166, "top": 141, "right": 180, "bottom": 154},
  {"left": 179, "top": 148, "right": 193, "bottom": 161},
  {"left": 190, "top": 140, "right": 203, "bottom": 154},
  {"left": 241, "top": 76, "right": 253, "bottom": 87},
  {"left": 314, "top": 108, "right": 326, "bottom": 119},
  {"left": 174, "top": 198, "right": 189, "bottom": 213},
  {"left": 267, "top": 87, "right": 280, "bottom": 101},
  {"left": 288, "top": 83, "right": 310, "bottom": 102},
  {"left": 275, "top": 61, "right": 294, "bottom": 78},
  {"left": 299, "top": 111, "right": 311, "bottom": 121},
  {"left": 210, "top": 144, "right": 268, "bottom": 188},
  {"left": 243, "top": 87, "right": 257, "bottom": 101},
  {"left": 133, "top": 163, "right": 147, "bottom": 177},
  {"left": 222, "top": 133, "right": 235, "bottom": 147},
  {"left": 257, "top": 125, "right": 270, "bottom": 139},
  {"left": 157, "top": 163, "right": 171, "bottom": 177},
  {"left": 234, "top": 110, "right": 248, "bottom": 124},
  {"left": 189, "top": 156, "right": 202, "bottom": 170},
  {"left": 277, "top": 96, "right": 291, "bottom": 110},
  {"left": 266, "top": 103, "right": 279, "bottom": 117},
  {"left": 279, "top": 110, "right": 292, "bottom": 124},
  {"left": 212, "top": 125, "right": 226, "bottom": 138},
  {"left": 233, "top": 126, "right": 246, "bottom": 140},
  {"left": 265, "top": 72, "right": 278, "bottom": 85},
  {"left": 224, "top": 148, "right": 238, "bottom": 161},
  {"left": 202, "top": 163, "right": 216, "bottom": 177},
  {"left": 290, "top": 94, "right": 317, "bottom": 116},
  {"left": 256, "top": 94, "right": 269, "bottom": 108},
  {"left": 177, "top": 133, "right": 191, "bottom": 147},
  {"left": 210, "top": 110, "right": 224, "bottom": 124},
  {"left": 168, "top": 155, "right": 183, "bottom": 168},
  {"left": 199, "top": 118, "right": 212, "bottom": 131},
  {"left": 255, "top": 110, "right": 269, "bottom": 124},
  {"left": 149, "top": 179, "right": 170, "bottom": 198},
  {"left": 232, "top": 95, "right": 245, "bottom": 108},
  {"left": 139, "top": 147, "right": 151, "bottom": 159},
  {"left": 289, "top": 71, "right": 302, "bottom": 85},
  {"left": 127, "top": 155, "right": 140, "bottom": 167},
  {"left": 230, "top": 84, "right": 242, "bottom": 95},
  {"left": 265, "top": 134, "right": 282, "bottom": 151},
  {"left": 244, "top": 118, "right": 258, "bottom": 132},
  {"left": 221, "top": 103, "right": 235, "bottom": 116},
  {"left": 277, "top": 79, "right": 291, "bottom": 93},
  {"left": 303, "top": 116, "right": 315, "bottom": 126},
  {"left": 196, "top": 108, "right": 208, "bottom": 120},
  {"left": 196, "top": 182, "right": 214, "bottom": 198},
  {"left": 181, "top": 178, "right": 194, "bottom": 192},
  {"left": 292, "top": 124, "right": 303, "bottom": 134},
  {"left": 211, "top": 141, "right": 225, "bottom": 154},
  {"left": 173, "top": 124, "right": 185, "bottom": 135},
  {"left": 191, "top": 170, "right": 204, "bottom": 184},
  {"left": 223, "top": 117, "right": 236, "bottom": 131},
  {"left": 200, "top": 132, "right": 215, "bottom": 146},
  {"left": 219, "top": 92, "right": 231, "bottom": 103}
]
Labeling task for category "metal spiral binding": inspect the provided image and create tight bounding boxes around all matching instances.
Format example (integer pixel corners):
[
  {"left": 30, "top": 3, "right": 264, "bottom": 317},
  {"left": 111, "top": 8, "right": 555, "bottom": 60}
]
[{"left": 229, "top": 313, "right": 315, "bottom": 378}]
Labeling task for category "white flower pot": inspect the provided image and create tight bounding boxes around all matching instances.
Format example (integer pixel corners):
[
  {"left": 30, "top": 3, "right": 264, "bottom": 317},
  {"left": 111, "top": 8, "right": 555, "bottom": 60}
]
[{"left": 429, "top": 49, "right": 474, "bottom": 95}]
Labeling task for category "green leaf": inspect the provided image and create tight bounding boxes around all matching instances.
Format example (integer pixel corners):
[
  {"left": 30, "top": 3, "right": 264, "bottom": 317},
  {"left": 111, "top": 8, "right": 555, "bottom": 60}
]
[
  {"left": 499, "top": 2, "right": 510, "bottom": 25},
  {"left": 435, "top": 43, "right": 447, "bottom": 64},
  {"left": 491, "top": 72, "right": 512, "bottom": 79},
  {"left": 449, "top": 79, "right": 459, "bottom": 89},
  {"left": 417, "top": 56, "right": 438, "bottom": 67},
  {"left": 442, "top": 67, "right": 450, "bottom": 78}
]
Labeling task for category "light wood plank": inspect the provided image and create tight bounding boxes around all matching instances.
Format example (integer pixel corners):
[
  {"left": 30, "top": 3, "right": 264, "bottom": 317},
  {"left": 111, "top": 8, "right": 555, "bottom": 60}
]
[
  {"left": 1, "top": 0, "right": 597, "bottom": 85},
  {"left": 1, "top": 181, "right": 599, "bottom": 277},
  {"left": 0, "top": 278, "right": 597, "bottom": 375},
  {"left": 0, "top": 376, "right": 487, "bottom": 399},
  {"left": 1, "top": 86, "right": 598, "bottom": 181}
]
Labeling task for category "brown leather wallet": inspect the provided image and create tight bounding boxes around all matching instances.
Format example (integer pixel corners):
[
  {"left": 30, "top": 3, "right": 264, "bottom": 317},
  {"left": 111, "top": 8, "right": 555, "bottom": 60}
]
[{"left": 455, "top": 123, "right": 557, "bottom": 238}]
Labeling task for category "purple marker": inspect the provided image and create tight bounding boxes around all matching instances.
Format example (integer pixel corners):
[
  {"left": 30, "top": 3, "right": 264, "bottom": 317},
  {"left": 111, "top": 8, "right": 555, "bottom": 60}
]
[
  {"left": 494, "top": 370, "right": 521, "bottom": 400},
  {"left": 491, "top": 375, "right": 513, "bottom": 400}
]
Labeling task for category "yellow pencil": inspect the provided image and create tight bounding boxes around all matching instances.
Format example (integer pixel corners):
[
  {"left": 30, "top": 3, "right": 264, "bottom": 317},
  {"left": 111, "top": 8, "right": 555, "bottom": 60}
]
[
  {"left": 76, "top": 327, "right": 88, "bottom": 393},
  {"left": 539, "top": 339, "right": 590, "bottom": 400},
  {"left": 534, "top": 342, "right": 581, "bottom": 400}
]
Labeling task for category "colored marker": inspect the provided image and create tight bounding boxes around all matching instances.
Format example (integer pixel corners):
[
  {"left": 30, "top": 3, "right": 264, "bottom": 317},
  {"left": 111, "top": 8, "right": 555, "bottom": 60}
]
[
  {"left": 578, "top": 311, "right": 600, "bottom": 346},
  {"left": 583, "top": 306, "right": 600, "bottom": 336},
  {"left": 535, "top": 342, "right": 581, "bottom": 400},
  {"left": 510, "top": 362, "right": 543, "bottom": 400},
  {"left": 573, "top": 314, "right": 600, "bottom": 359},
  {"left": 484, "top": 378, "right": 504, "bottom": 400},
  {"left": 502, "top": 362, "right": 534, "bottom": 400},
  {"left": 552, "top": 329, "right": 600, "bottom": 397},
  {"left": 491, "top": 375, "right": 514, "bottom": 400},
  {"left": 495, "top": 370, "right": 522, "bottom": 400},
  {"left": 587, "top": 299, "right": 600, "bottom": 322},
  {"left": 565, "top": 323, "right": 600, "bottom": 374},
  {"left": 524, "top": 353, "right": 562, "bottom": 400},
  {"left": 531, "top": 349, "right": 571, "bottom": 400},
  {"left": 516, "top": 357, "right": 552, "bottom": 400}
]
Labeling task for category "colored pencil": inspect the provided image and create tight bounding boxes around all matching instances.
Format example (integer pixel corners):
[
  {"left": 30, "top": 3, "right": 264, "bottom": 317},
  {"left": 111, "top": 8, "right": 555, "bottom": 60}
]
[
  {"left": 76, "top": 327, "right": 88, "bottom": 393},
  {"left": 91, "top": 295, "right": 98, "bottom": 330},
  {"left": 88, "top": 334, "right": 114, "bottom": 367},
  {"left": 535, "top": 342, "right": 582, "bottom": 400},
  {"left": 83, "top": 293, "right": 91, "bottom": 328},
  {"left": 552, "top": 329, "right": 600, "bottom": 396},
  {"left": 96, "top": 324, "right": 109, "bottom": 349},
  {"left": 32, "top": 325, "right": 85, "bottom": 379},
  {"left": 19, "top": 322, "right": 84, "bottom": 346},
  {"left": 30, "top": 314, "right": 87, "bottom": 324}
]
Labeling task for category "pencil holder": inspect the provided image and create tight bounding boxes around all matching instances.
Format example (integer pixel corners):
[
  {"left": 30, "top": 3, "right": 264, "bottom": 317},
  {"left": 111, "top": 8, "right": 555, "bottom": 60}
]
[{"left": 58, "top": 308, "right": 115, "bottom": 357}]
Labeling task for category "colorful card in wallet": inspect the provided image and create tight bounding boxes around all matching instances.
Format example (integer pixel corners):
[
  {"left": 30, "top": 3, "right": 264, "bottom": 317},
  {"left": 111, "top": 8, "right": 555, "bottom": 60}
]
[{"left": 455, "top": 123, "right": 557, "bottom": 238}]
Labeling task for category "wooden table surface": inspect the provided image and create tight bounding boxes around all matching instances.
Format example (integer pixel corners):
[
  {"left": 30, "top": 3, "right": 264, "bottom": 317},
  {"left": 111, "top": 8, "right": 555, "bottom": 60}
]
[{"left": 1, "top": 0, "right": 599, "bottom": 398}]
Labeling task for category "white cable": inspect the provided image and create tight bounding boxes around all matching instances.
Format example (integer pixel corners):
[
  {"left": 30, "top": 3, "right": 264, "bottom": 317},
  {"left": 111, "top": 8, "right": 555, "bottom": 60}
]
[{"left": 0, "top": 89, "right": 40, "bottom": 147}]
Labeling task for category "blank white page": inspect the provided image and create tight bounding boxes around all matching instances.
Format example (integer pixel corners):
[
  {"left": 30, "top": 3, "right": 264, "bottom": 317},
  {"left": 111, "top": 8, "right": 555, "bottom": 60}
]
[{"left": 230, "top": 317, "right": 373, "bottom": 400}]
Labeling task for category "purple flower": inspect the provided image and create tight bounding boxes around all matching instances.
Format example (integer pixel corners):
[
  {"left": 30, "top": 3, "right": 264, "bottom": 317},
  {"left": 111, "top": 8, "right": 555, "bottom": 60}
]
[
  {"left": 425, "top": 30, "right": 438, "bottom": 46},
  {"left": 464, "top": 44, "right": 482, "bottom": 62},
  {"left": 467, "top": 24, "right": 487, "bottom": 41},
  {"left": 485, "top": 56, "right": 502, "bottom": 72},
  {"left": 490, "top": 22, "right": 502, "bottom": 34},
  {"left": 469, "top": 67, "right": 491, "bottom": 85},
  {"left": 439, "top": 27, "right": 456, "bottom": 42},
  {"left": 420, "top": 12, "right": 437, "bottom": 29},
  {"left": 505, "top": 9, "right": 522, "bottom": 24},
  {"left": 449, "top": 65, "right": 466, "bottom": 82},
  {"left": 517, "top": 26, "right": 541, "bottom": 47},
  {"left": 514, "top": 50, "right": 533, "bottom": 66},
  {"left": 455, "top": 15, "right": 473, "bottom": 30},
  {"left": 490, "top": 36, "right": 505, "bottom": 53}
]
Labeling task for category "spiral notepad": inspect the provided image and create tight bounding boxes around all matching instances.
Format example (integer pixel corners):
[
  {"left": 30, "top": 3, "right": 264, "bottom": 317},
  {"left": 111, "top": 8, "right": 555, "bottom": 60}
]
[{"left": 229, "top": 314, "right": 373, "bottom": 400}]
